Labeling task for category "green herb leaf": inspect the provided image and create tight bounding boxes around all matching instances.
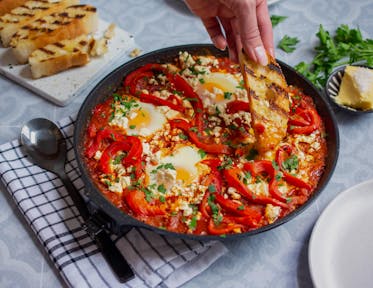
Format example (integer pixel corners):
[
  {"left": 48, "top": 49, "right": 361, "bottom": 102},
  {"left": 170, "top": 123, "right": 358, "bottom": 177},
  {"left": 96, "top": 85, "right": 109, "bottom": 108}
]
[
  {"left": 224, "top": 92, "right": 232, "bottom": 99},
  {"left": 189, "top": 216, "right": 197, "bottom": 230},
  {"left": 295, "top": 24, "right": 373, "bottom": 88},
  {"left": 270, "top": 15, "right": 288, "bottom": 27},
  {"left": 237, "top": 204, "right": 245, "bottom": 211},
  {"left": 278, "top": 35, "right": 300, "bottom": 53},
  {"left": 198, "top": 149, "right": 206, "bottom": 159},
  {"left": 157, "top": 184, "right": 167, "bottom": 193},
  {"left": 208, "top": 184, "right": 216, "bottom": 193},
  {"left": 282, "top": 155, "right": 299, "bottom": 172}
]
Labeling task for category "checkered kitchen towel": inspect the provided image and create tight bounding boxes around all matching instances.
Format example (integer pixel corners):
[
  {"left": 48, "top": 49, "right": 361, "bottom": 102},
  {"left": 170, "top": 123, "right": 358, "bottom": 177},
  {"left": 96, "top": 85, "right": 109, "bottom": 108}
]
[{"left": 0, "top": 115, "right": 228, "bottom": 288}]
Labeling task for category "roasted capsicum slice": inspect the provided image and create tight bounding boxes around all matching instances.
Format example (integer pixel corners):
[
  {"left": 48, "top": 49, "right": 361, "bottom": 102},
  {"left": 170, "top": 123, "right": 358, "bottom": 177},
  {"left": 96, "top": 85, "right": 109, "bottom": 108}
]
[
  {"left": 223, "top": 168, "right": 289, "bottom": 208},
  {"left": 170, "top": 119, "right": 232, "bottom": 154}
]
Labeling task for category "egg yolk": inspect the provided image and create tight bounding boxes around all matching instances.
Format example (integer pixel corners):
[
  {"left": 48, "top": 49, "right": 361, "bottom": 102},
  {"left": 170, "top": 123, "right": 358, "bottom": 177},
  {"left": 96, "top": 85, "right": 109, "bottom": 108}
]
[
  {"left": 128, "top": 109, "right": 151, "bottom": 128},
  {"left": 176, "top": 167, "right": 193, "bottom": 185},
  {"left": 203, "top": 82, "right": 226, "bottom": 102}
]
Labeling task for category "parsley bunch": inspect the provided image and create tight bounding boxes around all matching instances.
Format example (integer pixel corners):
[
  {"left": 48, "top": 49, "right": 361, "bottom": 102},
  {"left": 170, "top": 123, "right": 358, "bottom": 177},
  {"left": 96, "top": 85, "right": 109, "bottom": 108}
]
[{"left": 295, "top": 24, "right": 373, "bottom": 88}]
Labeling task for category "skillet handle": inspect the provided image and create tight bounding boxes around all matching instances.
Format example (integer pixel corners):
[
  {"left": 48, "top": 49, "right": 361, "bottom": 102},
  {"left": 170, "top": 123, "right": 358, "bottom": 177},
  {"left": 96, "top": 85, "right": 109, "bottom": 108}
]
[{"left": 93, "top": 228, "right": 135, "bottom": 283}]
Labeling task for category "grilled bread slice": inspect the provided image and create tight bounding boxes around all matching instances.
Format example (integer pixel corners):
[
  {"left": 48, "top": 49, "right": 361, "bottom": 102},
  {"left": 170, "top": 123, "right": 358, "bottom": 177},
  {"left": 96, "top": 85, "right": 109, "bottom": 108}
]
[
  {"left": 11, "top": 4, "right": 98, "bottom": 64},
  {"left": 0, "top": 0, "right": 28, "bottom": 16},
  {"left": 239, "top": 50, "right": 290, "bottom": 154},
  {"left": 29, "top": 34, "right": 93, "bottom": 78},
  {"left": 29, "top": 24, "right": 115, "bottom": 78},
  {"left": 0, "top": 0, "right": 79, "bottom": 47}
]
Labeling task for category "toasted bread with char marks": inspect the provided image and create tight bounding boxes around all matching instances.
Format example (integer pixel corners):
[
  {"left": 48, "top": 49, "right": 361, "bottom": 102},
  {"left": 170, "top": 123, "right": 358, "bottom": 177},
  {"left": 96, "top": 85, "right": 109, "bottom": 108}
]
[
  {"left": 29, "top": 34, "right": 93, "bottom": 78},
  {"left": 0, "top": 0, "right": 79, "bottom": 47},
  {"left": 0, "top": 0, "right": 28, "bottom": 16},
  {"left": 239, "top": 50, "right": 290, "bottom": 154},
  {"left": 11, "top": 4, "right": 98, "bottom": 64}
]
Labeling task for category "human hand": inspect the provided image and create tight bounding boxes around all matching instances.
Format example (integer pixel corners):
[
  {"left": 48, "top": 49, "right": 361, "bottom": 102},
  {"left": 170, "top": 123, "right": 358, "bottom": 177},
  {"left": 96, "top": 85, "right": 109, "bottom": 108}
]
[{"left": 184, "top": 0, "right": 273, "bottom": 65}]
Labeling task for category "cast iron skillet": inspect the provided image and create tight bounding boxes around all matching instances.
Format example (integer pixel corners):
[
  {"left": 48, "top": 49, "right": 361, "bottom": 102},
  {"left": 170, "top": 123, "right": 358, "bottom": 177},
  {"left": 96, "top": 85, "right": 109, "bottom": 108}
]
[{"left": 74, "top": 44, "right": 339, "bottom": 241}]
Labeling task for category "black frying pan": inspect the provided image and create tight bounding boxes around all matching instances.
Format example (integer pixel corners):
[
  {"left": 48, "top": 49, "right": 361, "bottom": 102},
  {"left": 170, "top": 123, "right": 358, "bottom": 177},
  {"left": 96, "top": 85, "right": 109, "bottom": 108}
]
[{"left": 74, "top": 44, "right": 339, "bottom": 241}]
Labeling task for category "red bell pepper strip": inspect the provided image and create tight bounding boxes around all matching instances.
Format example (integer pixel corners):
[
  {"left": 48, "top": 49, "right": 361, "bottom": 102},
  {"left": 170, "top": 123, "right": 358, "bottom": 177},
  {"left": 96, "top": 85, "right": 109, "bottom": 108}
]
[
  {"left": 214, "top": 193, "right": 262, "bottom": 221},
  {"left": 123, "top": 188, "right": 165, "bottom": 216},
  {"left": 243, "top": 160, "right": 287, "bottom": 202},
  {"left": 99, "top": 137, "right": 143, "bottom": 175},
  {"left": 223, "top": 168, "right": 289, "bottom": 208},
  {"left": 123, "top": 63, "right": 167, "bottom": 90},
  {"left": 199, "top": 159, "right": 223, "bottom": 218},
  {"left": 289, "top": 108, "right": 321, "bottom": 135},
  {"left": 282, "top": 173, "right": 312, "bottom": 190},
  {"left": 128, "top": 71, "right": 154, "bottom": 95},
  {"left": 171, "top": 74, "right": 204, "bottom": 132},
  {"left": 226, "top": 100, "right": 250, "bottom": 114},
  {"left": 275, "top": 145, "right": 312, "bottom": 191},
  {"left": 86, "top": 128, "right": 127, "bottom": 158},
  {"left": 138, "top": 92, "right": 185, "bottom": 113},
  {"left": 170, "top": 119, "right": 232, "bottom": 154},
  {"left": 207, "top": 218, "right": 244, "bottom": 235}
]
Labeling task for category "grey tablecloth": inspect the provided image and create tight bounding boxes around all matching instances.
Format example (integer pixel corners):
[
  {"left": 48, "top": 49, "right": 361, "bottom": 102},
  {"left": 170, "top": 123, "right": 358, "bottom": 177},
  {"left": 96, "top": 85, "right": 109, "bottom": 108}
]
[{"left": 1, "top": 0, "right": 373, "bottom": 287}]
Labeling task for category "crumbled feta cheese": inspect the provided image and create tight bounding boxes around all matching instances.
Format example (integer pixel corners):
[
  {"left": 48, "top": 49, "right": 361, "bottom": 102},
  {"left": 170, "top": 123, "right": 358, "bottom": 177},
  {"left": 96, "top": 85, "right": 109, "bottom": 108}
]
[
  {"left": 110, "top": 114, "right": 128, "bottom": 129},
  {"left": 265, "top": 204, "right": 281, "bottom": 224},
  {"left": 94, "top": 150, "right": 102, "bottom": 160}
]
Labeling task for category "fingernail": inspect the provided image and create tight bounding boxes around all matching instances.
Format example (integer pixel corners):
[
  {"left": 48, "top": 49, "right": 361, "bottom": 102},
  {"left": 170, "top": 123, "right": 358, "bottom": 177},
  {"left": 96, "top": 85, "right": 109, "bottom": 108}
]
[
  {"left": 268, "top": 48, "right": 275, "bottom": 58},
  {"left": 254, "top": 46, "right": 268, "bottom": 66}
]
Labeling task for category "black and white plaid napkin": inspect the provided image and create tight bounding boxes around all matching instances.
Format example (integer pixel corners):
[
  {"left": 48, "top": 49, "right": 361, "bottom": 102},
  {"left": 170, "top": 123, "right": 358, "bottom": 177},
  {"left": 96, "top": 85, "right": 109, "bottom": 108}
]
[{"left": 0, "top": 115, "right": 227, "bottom": 288}]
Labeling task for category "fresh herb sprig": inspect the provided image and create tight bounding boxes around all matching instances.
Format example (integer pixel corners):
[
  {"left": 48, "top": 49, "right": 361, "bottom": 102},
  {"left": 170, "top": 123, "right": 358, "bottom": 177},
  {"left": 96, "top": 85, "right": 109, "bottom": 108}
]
[
  {"left": 271, "top": 15, "right": 288, "bottom": 27},
  {"left": 278, "top": 35, "right": 300, "bottom": 53},
  {"left": 295, "top": 24, "right": 373, "bottom": 88}
]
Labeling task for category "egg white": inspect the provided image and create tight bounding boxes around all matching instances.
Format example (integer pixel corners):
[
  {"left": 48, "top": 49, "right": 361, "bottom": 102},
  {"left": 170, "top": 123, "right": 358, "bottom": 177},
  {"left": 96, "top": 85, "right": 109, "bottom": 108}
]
[
  {"left": 197, "top": 72, "right": 240, "bottom": 105},
  {"left": 145, "top": 145, "right": 205, "bottom": 193}
]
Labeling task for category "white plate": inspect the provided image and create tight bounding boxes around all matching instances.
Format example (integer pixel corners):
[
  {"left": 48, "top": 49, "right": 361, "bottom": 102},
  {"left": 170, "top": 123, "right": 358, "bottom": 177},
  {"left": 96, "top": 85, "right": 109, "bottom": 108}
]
[{"left": 309, "top": 179, "right": 373, "bottom": 288}]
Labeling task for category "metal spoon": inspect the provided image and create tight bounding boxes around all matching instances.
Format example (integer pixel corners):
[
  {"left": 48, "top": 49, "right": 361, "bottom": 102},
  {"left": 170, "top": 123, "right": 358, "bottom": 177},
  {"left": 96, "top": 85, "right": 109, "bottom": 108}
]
[{"left": 20, "top": 118, "right": 134, "bottom": 283}]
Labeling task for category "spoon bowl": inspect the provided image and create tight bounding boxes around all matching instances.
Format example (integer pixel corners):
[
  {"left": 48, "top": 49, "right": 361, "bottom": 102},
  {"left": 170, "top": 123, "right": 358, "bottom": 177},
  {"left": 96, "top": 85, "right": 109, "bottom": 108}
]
[
  {"left": 20, "top": 117, "right": 134, "bottom": 283},
  {"left": 20, "top": 118, "right": 66, "bottom": 173}
]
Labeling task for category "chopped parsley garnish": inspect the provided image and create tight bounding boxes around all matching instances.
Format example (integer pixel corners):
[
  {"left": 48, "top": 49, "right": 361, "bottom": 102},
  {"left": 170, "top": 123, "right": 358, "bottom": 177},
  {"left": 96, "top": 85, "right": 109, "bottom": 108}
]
[
  {"left": 224, "top": 92, "right": 232, "bottom": 99},
  {"left": 143, "top": 188, "right": 154, "bottom": 202},
  {"left": 236, "top": 80, "right": 245, "bottom": 89},
  {"left": 159, "top": 195, "right": 166, "bottom": 203},
  {"left": 151, "top": 163, "right": 176, "bottom": 174},
  {"left": 237, "top": 205, "right": 245, "bottom": 211},
  {"left": 179, "top": 133, "right": 188, "bottom": 140},
  {"left": 157, "top": 184, "right": 167, "bottom": 193},
  {"left": 208, "top": 184, "right": 216, "bottom": 193},
  {"left": 189, "top": 216, "right": 197, "bottom": 230},
  {"left": 199, "top": 78, "right": 205, "bottom": 84},
  {"left": 278, "top": 35, "right": 299, "bottom": 53},
  {"left": 198, "top": 149, "right": 206, "bottom": 159},
  {"left": 189, "top": 127, "right": 198, "bottom": 133},
  {"left": 275, "top": 172, "right": 283, "bottom": 181},
  {"left": 282, "top": 155, "right": 299, "bottom": 172},
  {"left": 129, "top": 124, "right": 136, "bottom": 129},
  {"left": 113, "top": 154, "right": 125, "bottom": 165},
  {"left": 217, "top": 157, "right": 233, "bottom": 170},
  {"left": 272, "top": 161, "right": 280, "bottom": 171}
]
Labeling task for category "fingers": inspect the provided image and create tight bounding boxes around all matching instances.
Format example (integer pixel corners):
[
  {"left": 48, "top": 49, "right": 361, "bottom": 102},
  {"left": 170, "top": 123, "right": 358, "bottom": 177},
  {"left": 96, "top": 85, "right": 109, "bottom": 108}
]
[
  {"left": 200, "top": 17, "right": 227, "bottom": 51},
  {"left": 257, "top": 0, "right": 274, "bottom": 57},
  {"left": 220, "top": 18, "right": 239, "bottom": 62},
  {"left": 221, "top": 0, "right": 270, "bottom": 65}
]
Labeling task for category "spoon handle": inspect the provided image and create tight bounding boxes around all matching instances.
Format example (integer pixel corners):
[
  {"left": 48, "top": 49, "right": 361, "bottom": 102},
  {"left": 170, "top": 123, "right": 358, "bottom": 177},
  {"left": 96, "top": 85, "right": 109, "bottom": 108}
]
[{"left": 60, "top": 174, "right": 135, "bottom": 283}]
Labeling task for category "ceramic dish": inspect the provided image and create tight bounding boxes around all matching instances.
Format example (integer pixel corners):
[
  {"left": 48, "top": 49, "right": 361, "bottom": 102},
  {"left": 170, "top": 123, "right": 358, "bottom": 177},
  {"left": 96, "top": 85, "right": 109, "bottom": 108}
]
[
  {"left": 309, "top": 179, "right": 373, "bottom": 288},
  {"left": 325, "top": 64, "right": 373, "bottom": 114}
]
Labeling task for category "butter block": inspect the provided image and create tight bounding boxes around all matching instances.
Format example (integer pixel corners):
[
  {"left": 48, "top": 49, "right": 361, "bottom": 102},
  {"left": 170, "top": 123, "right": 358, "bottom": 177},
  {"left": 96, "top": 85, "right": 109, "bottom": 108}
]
[{"left": 335, "top": 66, "right": 373, "bottom": 110}]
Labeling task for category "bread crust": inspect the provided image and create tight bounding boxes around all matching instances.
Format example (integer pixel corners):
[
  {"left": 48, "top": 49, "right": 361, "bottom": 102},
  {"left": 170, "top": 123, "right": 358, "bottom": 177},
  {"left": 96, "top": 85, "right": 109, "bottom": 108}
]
[
  {"left": 0, "top": 0, "right": 80, "bottom": 47},
  {"left": 11, "top": 4, "right": 98, "bottom": 64},
  {"left": 30, "top": 51, "right": 90, "bottom": 78},
  {"left": 0, "top": 0, "right": 28, "bottom": 16},
  {"left": 239, "top": 50, "right": 290, "bottom": 154}
]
